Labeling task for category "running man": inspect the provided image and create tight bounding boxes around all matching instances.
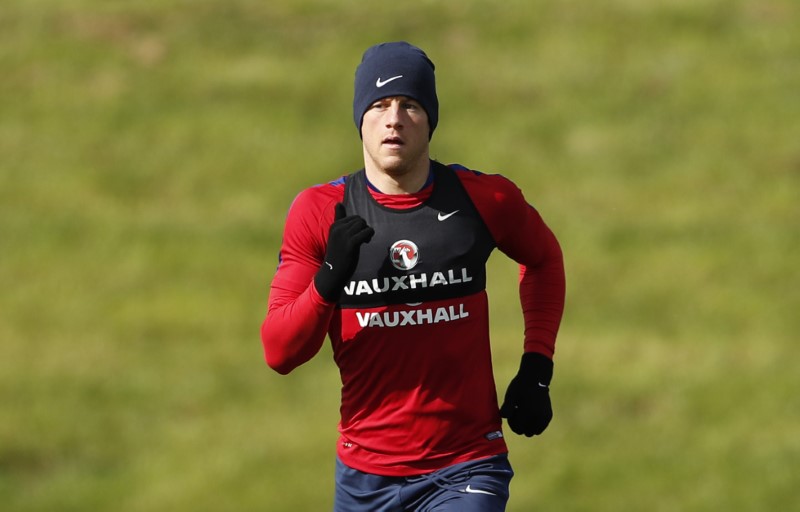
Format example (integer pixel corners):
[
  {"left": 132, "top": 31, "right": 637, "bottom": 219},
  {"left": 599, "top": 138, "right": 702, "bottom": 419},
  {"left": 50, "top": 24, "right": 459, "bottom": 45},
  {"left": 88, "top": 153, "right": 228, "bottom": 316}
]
[{"left": 261, "top": 41, "right": 566, "bottom": 511}]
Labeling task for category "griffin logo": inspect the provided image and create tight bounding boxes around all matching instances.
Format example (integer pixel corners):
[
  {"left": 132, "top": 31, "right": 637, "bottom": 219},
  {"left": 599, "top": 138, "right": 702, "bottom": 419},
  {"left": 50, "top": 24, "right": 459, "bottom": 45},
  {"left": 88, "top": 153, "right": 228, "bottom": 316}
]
[{"left": 389, "top": 240, "right": 419, "bottom": 271}]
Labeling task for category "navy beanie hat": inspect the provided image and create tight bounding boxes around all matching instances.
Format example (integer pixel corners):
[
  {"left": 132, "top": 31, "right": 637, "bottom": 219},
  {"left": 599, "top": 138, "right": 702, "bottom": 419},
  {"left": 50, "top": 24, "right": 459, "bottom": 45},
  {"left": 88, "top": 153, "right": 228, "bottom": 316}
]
[{"left": 353, "top": 42, "right": 438, "bottom": 137}]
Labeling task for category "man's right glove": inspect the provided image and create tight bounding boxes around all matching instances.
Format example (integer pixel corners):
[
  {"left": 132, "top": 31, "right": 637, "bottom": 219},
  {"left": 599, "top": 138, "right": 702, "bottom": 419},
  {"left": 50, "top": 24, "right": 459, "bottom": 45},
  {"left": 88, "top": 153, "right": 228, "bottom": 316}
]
[
  {"left": 313, "top": 202, "right": 374, "bottom": 302},
  {"left": 499, "top": 352, "right": 554, "bottom": 437}
]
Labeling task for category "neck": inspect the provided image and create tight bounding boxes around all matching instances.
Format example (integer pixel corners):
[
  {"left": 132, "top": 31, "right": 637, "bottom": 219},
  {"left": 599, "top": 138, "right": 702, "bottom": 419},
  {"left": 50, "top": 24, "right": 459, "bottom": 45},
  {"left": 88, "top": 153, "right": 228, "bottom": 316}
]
[{"left": 363, "top": 157, "right": 431, "bottom": 195}]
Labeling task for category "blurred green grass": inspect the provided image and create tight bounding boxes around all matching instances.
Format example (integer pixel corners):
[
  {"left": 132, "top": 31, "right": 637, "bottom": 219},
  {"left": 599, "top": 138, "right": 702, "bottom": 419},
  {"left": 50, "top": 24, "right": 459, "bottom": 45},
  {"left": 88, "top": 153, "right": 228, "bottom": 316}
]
[{"left": 1, "top": 0, "right": 798, "bottom": 510}]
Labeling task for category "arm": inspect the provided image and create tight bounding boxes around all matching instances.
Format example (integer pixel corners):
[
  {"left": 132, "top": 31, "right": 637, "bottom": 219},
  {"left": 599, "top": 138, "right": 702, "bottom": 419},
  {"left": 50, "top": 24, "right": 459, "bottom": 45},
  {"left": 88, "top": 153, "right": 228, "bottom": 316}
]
[
  {"left": 261, "top": 187, "right": 374, "bottom": 375},
  {"left": 494, "top": 180, "right": 565, "bottom": 436},
  {"left": 458, "top": 168, "right": 566, "bottom": 436},
  {"left": 460, "top": 170, "right": 566, "bottom": 356},
  {"left": 513, "top": 211, "right": 565, "bottom": 358},
  {"left": 260, "top": 187, "right": 336, "bottom": 375},
  {"left": 262, "top": 274, "right": 336, "bottom": 375}
]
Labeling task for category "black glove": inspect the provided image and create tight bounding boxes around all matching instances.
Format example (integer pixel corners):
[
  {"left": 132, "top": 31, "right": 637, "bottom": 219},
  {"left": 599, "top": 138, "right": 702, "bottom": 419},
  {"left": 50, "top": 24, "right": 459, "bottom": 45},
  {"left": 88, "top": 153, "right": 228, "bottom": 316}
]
[
  {"left": 499, "top": 352, "right": 554, "bottom": 437},
  {"left": 313, "top": 203, "right": 374, "bottom": 302}
]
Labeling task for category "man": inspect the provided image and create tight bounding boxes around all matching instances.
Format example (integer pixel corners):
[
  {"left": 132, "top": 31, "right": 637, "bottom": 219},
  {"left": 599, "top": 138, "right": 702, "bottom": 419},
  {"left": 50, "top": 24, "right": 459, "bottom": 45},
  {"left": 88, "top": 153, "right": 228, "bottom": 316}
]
[{"left": 261, "top": 41, "right": 565, "bottom": 511}]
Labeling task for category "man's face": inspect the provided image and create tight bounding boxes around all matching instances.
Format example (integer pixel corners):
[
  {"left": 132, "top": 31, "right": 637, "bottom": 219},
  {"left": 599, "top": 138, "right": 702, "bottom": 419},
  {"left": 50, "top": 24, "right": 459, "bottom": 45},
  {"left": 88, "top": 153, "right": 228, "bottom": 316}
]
[{"left": 360, "top": 96, "right": 430, "bottom": 178}]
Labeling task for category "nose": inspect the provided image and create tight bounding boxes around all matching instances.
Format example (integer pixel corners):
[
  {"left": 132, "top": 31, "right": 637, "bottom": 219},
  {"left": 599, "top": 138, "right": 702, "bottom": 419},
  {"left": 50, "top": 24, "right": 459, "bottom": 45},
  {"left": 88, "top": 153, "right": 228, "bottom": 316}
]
[{"left": 385, "top": 101, "right": 403, "bottom": 128}]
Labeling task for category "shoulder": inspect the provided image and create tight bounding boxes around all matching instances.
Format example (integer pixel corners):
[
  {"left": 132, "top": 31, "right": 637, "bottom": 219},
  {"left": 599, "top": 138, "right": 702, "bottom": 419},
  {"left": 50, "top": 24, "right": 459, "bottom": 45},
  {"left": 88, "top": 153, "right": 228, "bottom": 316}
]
[
  {"left": 290, "top": 177, "right": 346, "bottom": 210},
  {"left": 446, "top": 163, "right": 529, "bottom": 210},
  {"left": 446, "top": 163, "right": 548, "bottom": 254},
  {"left": 287, "top": 177, "right": 347, "bottom": 223},
  {"left": 281, "top": 177, "right": 347, "bottom": 252}
]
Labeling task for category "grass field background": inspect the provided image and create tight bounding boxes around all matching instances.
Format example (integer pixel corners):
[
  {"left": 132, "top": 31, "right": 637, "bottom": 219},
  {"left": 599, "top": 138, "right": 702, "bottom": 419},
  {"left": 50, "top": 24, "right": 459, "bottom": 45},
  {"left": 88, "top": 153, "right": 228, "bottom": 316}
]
[{"left": 2, "top": 0, "right": 798, "bottom": 510}]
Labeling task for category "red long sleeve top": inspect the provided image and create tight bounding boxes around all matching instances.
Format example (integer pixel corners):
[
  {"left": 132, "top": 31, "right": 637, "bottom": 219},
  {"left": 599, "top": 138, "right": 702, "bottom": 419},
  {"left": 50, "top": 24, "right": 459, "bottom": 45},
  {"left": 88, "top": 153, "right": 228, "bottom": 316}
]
[{"left": 261, "top": 163, "right": 565, "bottom": 476}]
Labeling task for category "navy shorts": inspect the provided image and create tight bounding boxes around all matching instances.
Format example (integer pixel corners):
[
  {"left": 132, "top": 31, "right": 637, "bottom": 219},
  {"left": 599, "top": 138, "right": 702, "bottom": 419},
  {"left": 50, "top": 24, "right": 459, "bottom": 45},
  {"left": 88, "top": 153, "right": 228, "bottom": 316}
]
[{"left": 334, "top": 454, "right": 513, "bottom": 512}]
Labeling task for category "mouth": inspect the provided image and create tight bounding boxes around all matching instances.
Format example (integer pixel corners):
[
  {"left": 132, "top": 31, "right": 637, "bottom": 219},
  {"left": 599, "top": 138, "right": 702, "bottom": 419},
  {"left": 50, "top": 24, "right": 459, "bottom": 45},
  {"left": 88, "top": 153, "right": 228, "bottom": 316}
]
[{"left": 382, "top": 135, "right": 404, "bottom": 147}]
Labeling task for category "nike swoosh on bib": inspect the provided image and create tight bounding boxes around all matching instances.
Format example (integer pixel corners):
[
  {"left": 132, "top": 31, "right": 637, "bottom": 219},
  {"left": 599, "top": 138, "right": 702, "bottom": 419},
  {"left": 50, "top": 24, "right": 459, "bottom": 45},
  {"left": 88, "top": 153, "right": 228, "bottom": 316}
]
[
  {"left": 376, "top": 75, "right": 403, "bottom": 87},
  {"left": 437, "top": 210, "right": 459, "bottom": 221}
]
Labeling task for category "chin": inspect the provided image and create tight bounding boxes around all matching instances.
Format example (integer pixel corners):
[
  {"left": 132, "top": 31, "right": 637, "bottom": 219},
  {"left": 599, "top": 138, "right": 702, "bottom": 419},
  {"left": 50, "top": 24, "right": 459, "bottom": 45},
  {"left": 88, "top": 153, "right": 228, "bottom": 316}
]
[{"left": 379, "top": 159, "right": 412, "bottom": 176}]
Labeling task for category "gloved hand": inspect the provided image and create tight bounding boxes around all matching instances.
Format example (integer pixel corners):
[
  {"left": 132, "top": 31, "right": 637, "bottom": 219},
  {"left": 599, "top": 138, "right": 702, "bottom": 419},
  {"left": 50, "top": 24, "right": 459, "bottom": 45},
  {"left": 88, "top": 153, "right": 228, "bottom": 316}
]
[
  {"left": 313, "top": 202, "right": 374, "bottom": 302},
  {"left": 500, "top": 352, "right": 554, "bottom": 437}
]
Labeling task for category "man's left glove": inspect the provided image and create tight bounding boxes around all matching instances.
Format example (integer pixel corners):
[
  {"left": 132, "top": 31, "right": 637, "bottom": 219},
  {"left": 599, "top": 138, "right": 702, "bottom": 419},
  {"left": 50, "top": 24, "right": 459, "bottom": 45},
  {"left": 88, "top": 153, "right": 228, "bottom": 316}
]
[{"left": 499, "top": 352, "right": 554, "bottom": 437}]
